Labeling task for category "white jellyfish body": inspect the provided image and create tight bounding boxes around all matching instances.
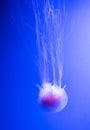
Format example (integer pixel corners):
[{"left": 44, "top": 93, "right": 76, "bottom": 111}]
[
  {"left": 34, "top": 0, "right": 68, "bottom": 112},
  {"left": 38, "top": 83, "right": 68, "bottom": 112}
]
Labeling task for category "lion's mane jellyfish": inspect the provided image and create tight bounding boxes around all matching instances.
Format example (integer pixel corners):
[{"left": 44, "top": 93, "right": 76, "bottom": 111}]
[{"left": 34, "top": 0, "right": 68, "bottom": 112}]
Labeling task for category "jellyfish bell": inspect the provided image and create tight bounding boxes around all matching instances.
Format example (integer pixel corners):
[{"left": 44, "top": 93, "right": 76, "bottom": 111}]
[{"left": 38, "top": 83, "right": 68, "bottom": 112}]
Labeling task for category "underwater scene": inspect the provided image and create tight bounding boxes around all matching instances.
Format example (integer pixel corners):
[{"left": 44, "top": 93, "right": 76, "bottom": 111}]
[{"left": 0, "top": 0, "right": 90, "bottom": 130}]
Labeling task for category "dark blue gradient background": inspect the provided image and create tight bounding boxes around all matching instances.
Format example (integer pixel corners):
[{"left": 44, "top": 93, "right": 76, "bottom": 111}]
[{"left": 0, "top": 0, "right": 90, "bottom": 130}]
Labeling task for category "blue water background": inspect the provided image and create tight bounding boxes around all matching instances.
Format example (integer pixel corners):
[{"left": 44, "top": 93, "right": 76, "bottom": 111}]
[{"left": 0, "top": 0, "right": 90, "bottom": 130}]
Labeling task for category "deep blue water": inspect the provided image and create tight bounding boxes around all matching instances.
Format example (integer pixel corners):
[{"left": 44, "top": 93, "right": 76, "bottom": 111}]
[{"left": 0, "top": 0, "right": 90, "bottom": 130}]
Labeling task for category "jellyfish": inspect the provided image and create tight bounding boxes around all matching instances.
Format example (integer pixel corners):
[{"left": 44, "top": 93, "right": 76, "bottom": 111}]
[{"left": 34, "top": 0, "right": 68, "bottom": 112}]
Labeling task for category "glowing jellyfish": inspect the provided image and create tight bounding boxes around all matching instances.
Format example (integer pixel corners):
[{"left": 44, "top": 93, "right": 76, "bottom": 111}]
[
  {"left": 34, "top": 0, "right": 68, "bottom": 112},
  {"left": 38, "top": 83, "right": 68, "bottom": 112}
]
